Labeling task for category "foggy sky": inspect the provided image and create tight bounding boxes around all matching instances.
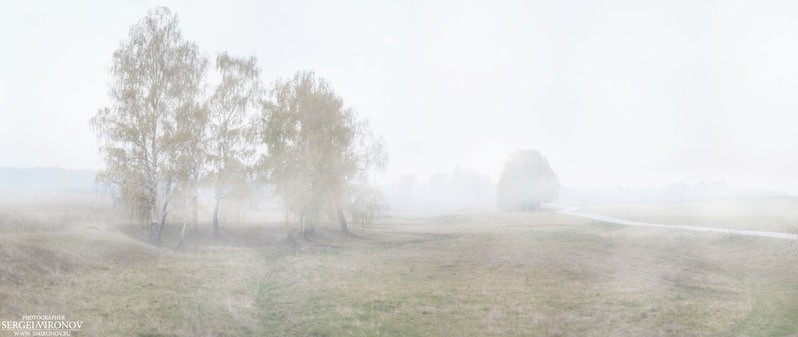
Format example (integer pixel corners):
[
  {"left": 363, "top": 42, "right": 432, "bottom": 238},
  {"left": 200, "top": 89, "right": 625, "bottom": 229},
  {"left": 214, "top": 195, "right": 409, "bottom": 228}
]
[{"left": 2, "top": 0, "right": 798, "bottom": 192}]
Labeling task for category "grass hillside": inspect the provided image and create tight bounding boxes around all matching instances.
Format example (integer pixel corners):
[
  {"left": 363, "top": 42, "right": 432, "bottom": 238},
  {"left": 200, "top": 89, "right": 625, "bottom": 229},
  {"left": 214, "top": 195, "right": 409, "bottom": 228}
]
[{"left": 1, "top": 195, "right": 797, "bottom": 336}]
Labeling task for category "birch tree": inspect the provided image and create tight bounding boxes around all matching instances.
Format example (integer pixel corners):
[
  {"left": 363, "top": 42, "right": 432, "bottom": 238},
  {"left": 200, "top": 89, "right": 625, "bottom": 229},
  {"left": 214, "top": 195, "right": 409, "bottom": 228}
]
[
  {"left": 173, "top": 101, "right": 208, "bottom": 248},
  {"left": 205, "top": 52, "right": 261, "bottom": 236},
  {"left": 91, "top": 7, "right": 208, "bottom": 244},
  {"left": 260, "top": 71, "right": 386, "bottom": 238}
]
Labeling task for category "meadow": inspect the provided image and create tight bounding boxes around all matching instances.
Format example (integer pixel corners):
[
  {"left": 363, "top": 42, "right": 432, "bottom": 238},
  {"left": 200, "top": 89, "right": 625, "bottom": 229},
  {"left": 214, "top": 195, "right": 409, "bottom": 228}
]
[{"left": 1, "top": 193, "right": 797, "bottom": 336}]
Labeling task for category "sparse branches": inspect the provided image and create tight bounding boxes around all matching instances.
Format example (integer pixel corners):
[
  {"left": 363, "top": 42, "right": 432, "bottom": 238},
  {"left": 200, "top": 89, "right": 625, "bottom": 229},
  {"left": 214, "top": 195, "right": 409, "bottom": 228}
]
[
  {"left": 205, "top": 52, "right": 262, "bottom": 236},
  {"left": 259, "top": 71, "right": 386, "bottom": 238},
  {"left": 91, "top": 7, "right": 207, "bottom": 244}
]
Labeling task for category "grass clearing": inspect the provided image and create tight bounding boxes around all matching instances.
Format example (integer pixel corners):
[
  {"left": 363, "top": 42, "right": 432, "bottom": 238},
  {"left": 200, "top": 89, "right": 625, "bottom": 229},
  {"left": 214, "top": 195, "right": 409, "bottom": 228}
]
[{"left": 1, "top": 195, "right": 797, "bottom": 336}]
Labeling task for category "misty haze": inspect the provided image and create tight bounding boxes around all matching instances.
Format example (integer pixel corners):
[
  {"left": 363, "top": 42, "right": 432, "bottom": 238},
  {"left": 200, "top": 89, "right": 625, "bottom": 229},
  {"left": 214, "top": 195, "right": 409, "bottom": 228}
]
[{"left": 1, "top": 1, "right": 797, "bottom": 336}]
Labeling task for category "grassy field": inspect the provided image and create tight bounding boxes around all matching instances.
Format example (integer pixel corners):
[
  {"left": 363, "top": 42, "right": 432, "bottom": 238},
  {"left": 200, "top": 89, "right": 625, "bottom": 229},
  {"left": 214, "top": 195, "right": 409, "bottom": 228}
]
[
  {"left": 582, "top": 197, "right": 798, "bottom": 233},
  {"left": 1, "top": 195, "right": 797, "bottom": 336}
]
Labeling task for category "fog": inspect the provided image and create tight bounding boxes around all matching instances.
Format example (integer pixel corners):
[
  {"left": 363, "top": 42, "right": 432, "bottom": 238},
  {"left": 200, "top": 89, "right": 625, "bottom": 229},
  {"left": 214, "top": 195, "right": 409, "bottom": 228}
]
[
  {"left": 4, "top": 3, "right": 798, "bottom": 335},
  {"left": 3, "top": 0, "right": 798, "bottom": 196}
]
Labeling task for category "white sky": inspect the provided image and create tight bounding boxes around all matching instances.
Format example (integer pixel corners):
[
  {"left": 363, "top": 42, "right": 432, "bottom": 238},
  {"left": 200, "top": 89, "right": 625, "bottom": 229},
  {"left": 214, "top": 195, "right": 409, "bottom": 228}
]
[{"left": 2, "top": 0, "right": 798, "bottom": 191}]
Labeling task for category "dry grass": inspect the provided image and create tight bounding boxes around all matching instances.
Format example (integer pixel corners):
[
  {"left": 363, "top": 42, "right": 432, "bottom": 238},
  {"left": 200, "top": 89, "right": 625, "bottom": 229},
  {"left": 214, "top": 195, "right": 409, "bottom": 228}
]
[{"left": 1, "top": 193, "right": 797, "bottom": 336}]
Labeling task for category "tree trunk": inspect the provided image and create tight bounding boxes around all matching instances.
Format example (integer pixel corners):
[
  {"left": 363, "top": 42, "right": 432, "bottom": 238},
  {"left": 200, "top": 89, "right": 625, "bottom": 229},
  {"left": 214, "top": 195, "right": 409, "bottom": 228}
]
[
  {"left": 300, "top": 209, "right": 314, "bottom": 239},
  {"left": 148, "top": 200, "right": 158, "bottom": 244},
  {"left": 301, "top": 210, "right": 307, "bottom": 239},
  {"left": 338, "top": 207, "right": 348, "bottom": 233},
  {"left": 177, "top": 222, "right": 187, "bottom": 250},
  {"left": 284, "top": 202, "right": 294, "bottom": 241},
  {"left": 192, "top": 193, "right": 199, "bottom": 232},
  {"left": 177, "top": 198, "right": 189, "bottom": 250},
  {"left": 156, "top": 199, "right": 170, "bottom": 244},
  {"left": 212, "top": 197, "right": 221, "bottom": 237}
]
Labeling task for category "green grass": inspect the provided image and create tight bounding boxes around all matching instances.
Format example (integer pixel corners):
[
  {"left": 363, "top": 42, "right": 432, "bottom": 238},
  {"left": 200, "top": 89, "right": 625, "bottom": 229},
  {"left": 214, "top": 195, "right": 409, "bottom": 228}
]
[{"left": 1, "top": 196, "right": 798, "bottom": 336}]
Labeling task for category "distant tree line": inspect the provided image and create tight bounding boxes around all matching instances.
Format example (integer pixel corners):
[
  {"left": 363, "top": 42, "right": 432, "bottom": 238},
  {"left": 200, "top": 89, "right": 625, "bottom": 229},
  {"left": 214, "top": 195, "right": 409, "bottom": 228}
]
[
  {"left": 383, "top": 169, "right": 495, "bottom": 212},
  {"left": 90, "top": 7, "right": 386, "bottom": 244}
]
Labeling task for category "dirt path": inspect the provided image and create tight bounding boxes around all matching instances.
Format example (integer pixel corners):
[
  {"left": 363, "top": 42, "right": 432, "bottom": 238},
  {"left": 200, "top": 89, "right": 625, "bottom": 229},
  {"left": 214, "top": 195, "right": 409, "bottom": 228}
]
[{"left": 559, "top": 206, "right": 798, "bottom": 240}]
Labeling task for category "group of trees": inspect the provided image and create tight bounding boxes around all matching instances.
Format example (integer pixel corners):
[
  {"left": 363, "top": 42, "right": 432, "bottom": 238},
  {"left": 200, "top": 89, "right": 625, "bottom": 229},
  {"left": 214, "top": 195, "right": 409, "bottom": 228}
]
[{"left": 91, "top": 7, "right": 385, "bottom": 244}]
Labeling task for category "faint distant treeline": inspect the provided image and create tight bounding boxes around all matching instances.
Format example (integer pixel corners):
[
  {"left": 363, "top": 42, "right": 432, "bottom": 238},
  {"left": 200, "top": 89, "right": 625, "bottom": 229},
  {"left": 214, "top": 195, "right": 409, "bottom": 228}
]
[
  {"left": 559, "top": 181, "right": 786, "bottom": 204},
  {"left": 0, "top": 167, "right": 96, "bottom": 192},
  {"left": 382, "top": 150, "right": 561, "bottom": 213},
  {"left": 383, "top": 168, "right": 495, "bottom": 212}
]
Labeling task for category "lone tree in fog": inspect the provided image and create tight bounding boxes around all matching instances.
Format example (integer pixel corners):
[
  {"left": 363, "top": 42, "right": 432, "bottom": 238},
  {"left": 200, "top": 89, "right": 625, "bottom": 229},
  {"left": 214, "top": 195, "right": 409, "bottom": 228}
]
[
  {"left": 496, "top": 150, "right": 559, "bottom": 211},
  {"left": 91, "top": 7, "right": 208, "bottom": 243},
  {"left": 259, "top": 71, "right": 386, "bottom": 238},
  {"left": 205, "top": 52, "right": 262, "bottom": 236}
]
